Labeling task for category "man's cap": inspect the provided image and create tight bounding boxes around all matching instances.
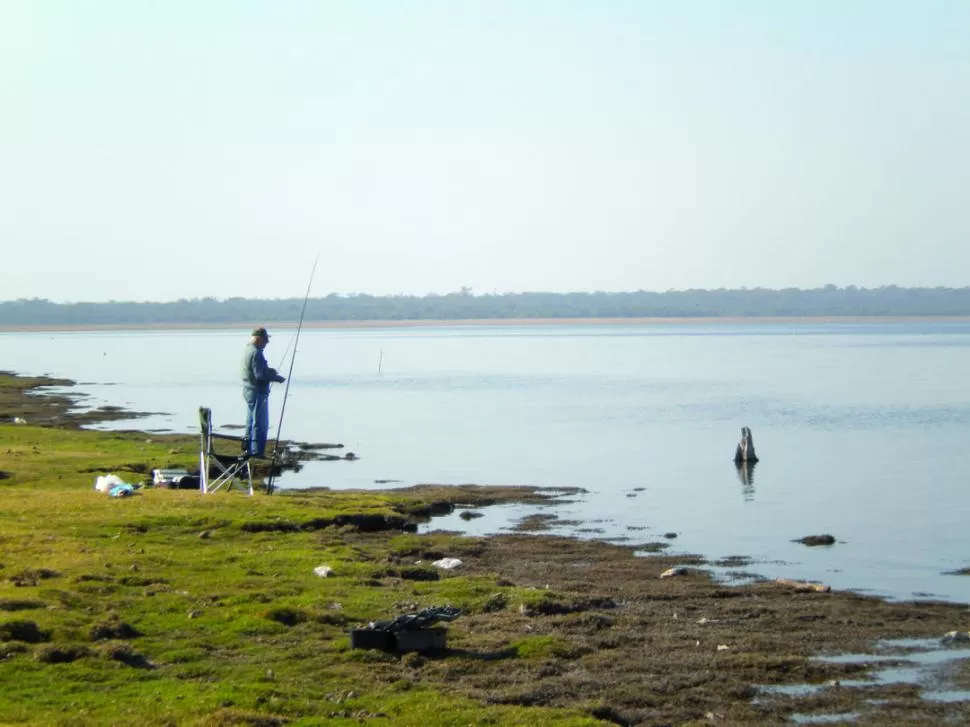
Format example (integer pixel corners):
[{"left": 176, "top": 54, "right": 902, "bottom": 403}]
[{"left": 251, "top": 327, "right": 270, "bottom": 339}]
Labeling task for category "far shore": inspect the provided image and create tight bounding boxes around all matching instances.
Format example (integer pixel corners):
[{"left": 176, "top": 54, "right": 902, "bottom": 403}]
[{"left": 3, "top": 314, "right": 970, "bottom": 333}]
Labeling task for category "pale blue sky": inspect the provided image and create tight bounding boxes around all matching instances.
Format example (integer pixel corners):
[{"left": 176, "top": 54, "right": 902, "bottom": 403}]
[{"left": 2, "top": 1, "right": 968, "bottom": 302}]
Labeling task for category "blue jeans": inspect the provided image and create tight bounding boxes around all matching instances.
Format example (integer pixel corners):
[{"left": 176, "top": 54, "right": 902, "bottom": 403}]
[{"left": 243, "top": 388, "right": 270, "bottom": 457}]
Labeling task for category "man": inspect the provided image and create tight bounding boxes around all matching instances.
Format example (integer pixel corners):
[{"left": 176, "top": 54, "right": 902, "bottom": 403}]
[{"left": 241, "top": 327, "right": 285, "bottom": 458}]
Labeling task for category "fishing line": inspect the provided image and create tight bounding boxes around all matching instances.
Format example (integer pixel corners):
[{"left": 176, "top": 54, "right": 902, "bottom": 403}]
[
  {"left": 276, "top": 335, "right": 295, "bottom": 373},
  {"left": 266, "top": 254, "right": 319, "bottom": 494}
]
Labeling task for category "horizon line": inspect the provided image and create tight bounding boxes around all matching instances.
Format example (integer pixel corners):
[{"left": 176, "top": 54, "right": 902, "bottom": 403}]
[{"left": 4, "top": 283, "right": 970, "bottom": 306}]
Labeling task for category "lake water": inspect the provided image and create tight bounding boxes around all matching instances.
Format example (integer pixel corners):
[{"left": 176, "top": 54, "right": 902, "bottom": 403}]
[{"left": 3, "top": 321, "right": 970, "bottom": 603}]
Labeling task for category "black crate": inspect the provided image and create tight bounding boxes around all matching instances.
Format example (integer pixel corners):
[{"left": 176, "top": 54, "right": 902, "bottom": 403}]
[
  {"left": 350, "top": 628, "right": 395, "bottom": 652},
  {"left": 349, "top": 627, "right": 448, "bottom": 653},
  {"left": 395, "top": 627, "right": 447, "bottom": 653}
]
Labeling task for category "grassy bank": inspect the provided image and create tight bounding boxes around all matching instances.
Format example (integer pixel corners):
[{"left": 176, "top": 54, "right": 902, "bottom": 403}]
[
  {"left": 2, "top": 372, "right": 970, "bottom": 725},
  {"left": 0, "top": 374, "right": 595, "bottom": 725}
]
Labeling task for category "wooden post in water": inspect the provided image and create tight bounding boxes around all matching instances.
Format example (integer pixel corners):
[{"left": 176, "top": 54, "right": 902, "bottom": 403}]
[{"left": 734, "top": 426, "right": 758, "bottom": 463}]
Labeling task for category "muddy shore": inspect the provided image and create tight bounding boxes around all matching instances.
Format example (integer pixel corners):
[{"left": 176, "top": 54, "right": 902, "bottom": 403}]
[
  {"left": 4, "top": 372, "right": 970, "bottom": 724},
  {"left": 399, "top": 530, "right": 970, "bottom": 725}
]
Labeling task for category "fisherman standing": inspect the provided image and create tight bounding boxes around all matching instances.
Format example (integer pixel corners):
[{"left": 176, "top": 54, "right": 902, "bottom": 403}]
[{"left": 242, "top": 327, "right": 285, "bottom": 458}]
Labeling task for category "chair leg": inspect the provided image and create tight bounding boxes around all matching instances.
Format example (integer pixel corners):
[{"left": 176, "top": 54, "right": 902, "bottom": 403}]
[
  {"left": 203, "top": 457, "right": 254, "bottom": 497},
  {"left": 200, "top": 451, "right": 209, "bottom": 494}
]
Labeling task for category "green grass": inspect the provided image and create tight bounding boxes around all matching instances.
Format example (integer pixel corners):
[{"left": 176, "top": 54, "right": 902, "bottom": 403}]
[{"left": 0, "top": 418, "right": 603, "bottom": 726}]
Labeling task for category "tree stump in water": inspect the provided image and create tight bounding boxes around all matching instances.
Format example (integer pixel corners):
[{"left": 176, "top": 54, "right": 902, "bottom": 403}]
[{"left": 733, "top": 426, "right": 758, "bottom": 463}]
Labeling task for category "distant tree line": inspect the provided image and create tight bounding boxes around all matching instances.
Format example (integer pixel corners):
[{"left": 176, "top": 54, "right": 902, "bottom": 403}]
[{"left": 2, "top": 286, "right": 970, "bottom": 326}]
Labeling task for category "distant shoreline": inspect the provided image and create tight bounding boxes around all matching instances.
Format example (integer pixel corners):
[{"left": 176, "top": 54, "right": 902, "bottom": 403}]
[
  {"left": 4, "top": 315, "right": 970, "bottom": 333},
  {"left": 2, "top": 315, "right": 970, "bottom": 333}
]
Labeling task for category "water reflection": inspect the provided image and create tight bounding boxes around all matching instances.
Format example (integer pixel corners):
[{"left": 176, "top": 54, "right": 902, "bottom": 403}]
[{"left": 735, "top": 460, "right": 757, "bottom": 501}]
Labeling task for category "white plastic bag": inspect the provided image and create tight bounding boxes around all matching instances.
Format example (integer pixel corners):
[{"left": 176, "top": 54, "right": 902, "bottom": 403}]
[{"left": 95, "top": 474, "right": 126, "bottom": 493}]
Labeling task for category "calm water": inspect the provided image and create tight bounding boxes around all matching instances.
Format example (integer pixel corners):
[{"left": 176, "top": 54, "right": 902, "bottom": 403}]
[{"left": 2, "top": 321, "right": 970, "bottom": 603}]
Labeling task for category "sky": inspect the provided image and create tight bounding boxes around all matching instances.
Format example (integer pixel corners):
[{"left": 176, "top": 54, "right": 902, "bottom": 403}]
[{"left": 2, "top": 1, "right": 969, "bottom": 303}]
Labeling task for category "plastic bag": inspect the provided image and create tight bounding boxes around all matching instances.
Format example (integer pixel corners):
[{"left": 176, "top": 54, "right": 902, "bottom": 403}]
[{"left": 95, "top": 474, "right": 127, "bottom": 493}]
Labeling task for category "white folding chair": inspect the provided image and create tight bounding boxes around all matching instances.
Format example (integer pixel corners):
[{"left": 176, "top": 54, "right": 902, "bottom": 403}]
[{"left": 199, "top": 407, "right": 253, "bottom": 495}]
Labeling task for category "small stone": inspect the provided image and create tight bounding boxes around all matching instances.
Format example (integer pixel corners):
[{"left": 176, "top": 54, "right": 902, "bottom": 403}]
[
  {"left": 432, "top": 558, "right": 463, "bottom": 570},
  {"left": 776, "top": 578, "right": 831, "bottom": 593},
  {"left": 942, "top": 630, "right": 970, "bottom": 644}
]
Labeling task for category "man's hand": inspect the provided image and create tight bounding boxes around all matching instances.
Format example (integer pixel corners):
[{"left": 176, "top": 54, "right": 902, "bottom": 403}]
[{"left": 267, "top": 367, "right": 285, "bottom": 384}]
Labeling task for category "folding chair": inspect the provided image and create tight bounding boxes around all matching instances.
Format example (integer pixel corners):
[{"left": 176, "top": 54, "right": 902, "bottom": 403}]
[{"left": 199, "top": 407, "right": 253, "bottom": 495}]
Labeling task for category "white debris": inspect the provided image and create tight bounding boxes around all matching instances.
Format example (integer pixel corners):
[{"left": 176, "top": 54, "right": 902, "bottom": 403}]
[
  {"left": 432, "top": 558, "right": 463, "bottom": 570},
  {"left": 660, "top": 567, "right": 689, "bottom": 579},
  {"left": 13, "top": 417, "right": 26, "bottom": 424},
  {"left": 94, "top": 474, "right": 127, "bottom": 493},
  {"left": 716, "top": 644, "right": 730, "bottom": 651},
  {"left": 313, "top": 565, "right": 333, "bottom": 578}
]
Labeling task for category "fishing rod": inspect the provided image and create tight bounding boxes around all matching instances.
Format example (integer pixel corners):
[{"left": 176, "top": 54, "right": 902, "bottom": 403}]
[{"left": 266, "top": 254, "right": 319, "bottom": 494}]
